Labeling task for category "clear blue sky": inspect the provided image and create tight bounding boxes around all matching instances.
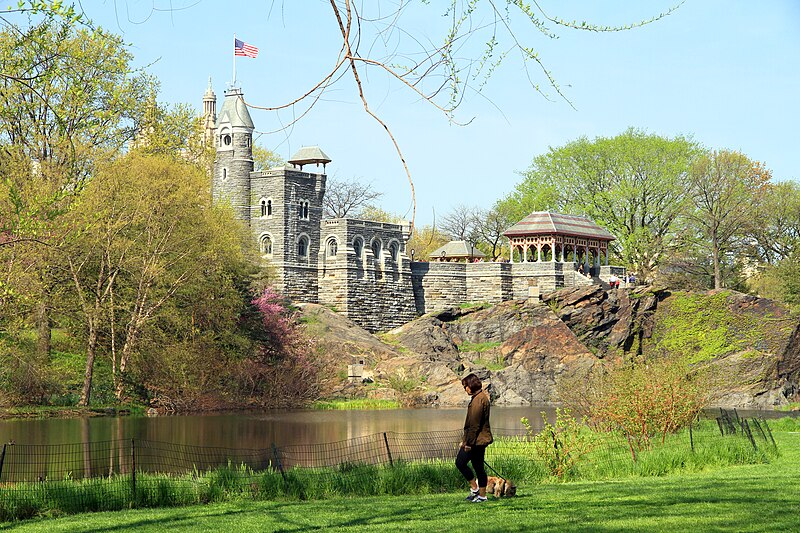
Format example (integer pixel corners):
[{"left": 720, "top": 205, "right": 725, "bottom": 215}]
[{"left": 76, "top": 1, "right": 799, "bottom": 226}]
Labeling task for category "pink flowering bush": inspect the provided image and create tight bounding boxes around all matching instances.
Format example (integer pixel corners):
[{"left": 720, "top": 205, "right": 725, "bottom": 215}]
[{"left": 237, "top": 288, "right": 325, "bottom": 407}]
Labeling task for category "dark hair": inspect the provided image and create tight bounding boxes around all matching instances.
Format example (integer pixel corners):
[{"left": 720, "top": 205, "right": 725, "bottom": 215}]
[{"left": 461, "top": 373, "right": 482, "bottom": 392}]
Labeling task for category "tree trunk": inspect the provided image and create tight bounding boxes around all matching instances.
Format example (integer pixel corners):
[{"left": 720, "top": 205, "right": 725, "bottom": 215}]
[
  {"left": 712, "top": 234, "right": 722, "bottom": 289},
  {"left": 79, "top": 326, "right": 98, "bottom": 406},
  {"left": 36, "top": 299, "right": 51, "bottom": 363}
]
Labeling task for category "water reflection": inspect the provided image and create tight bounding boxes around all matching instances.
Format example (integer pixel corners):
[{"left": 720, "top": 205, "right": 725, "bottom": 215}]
[{"left": 0, "top": 406, "right": 551, "bottom": 449}]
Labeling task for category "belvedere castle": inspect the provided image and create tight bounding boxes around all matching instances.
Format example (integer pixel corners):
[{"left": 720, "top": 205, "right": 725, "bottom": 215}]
[{"left": 205, "top": 84, "right": 624, "bottom": 332}]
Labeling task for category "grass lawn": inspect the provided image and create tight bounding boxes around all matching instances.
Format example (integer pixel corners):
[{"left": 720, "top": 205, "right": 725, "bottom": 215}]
[{"left": 4, "top": 431, "right": 799, "bottom": 532}]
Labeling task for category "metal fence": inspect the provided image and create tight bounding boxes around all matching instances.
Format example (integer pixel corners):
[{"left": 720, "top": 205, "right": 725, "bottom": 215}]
[{"left": 0, "top": 411, "right": 777, "bottom": 521}]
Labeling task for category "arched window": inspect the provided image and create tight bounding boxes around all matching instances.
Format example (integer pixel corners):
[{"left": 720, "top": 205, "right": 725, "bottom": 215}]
[
  {"left": 353, "top": 237, "right": 364, "bottom": 261},
  {"left": 260, "top": 199, "right": 267, "bottom": 217},
  {"left": 267, "top": 199, "right": 272, "bottom": 216},
  {"left": 326, "top": 238, "right": 338, "bottom": 257},
  {"left": 260, "top": 234, "right": 272, "bottom": 255},
  {"left": 297, "top": 236, "right": 309, "bottom": 258},
  {"left": 389, "top": 242, "right": 399, "bottom": 263},
  {"left": 223, "top": 134, "right": 232, "bottom": 146},
  {"left": 371, "top": 240, "right": 381, "bottom": 260},
  {"left": 303, "top": 201, "right": 309, "bottom": 219},
  {"left": 222, "top": 168, "right": 227, "bottom": 181}
]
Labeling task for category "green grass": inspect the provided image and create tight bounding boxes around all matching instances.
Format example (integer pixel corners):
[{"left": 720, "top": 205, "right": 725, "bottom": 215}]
[
  {"left": 5, "top": 431, "right": 799, "bottom": 532},
  {"left": 457, "top": 340, "right": 501, "bottom": 353},
  {"left": 312, "top": 399, "right": 402, "bottom": 410}
]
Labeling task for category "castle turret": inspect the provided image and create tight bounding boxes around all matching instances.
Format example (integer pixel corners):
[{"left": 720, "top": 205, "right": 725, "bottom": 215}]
[
  {"left": 213, "top": 87, "right": 254, "bottom": 222},
  {"left": 202, "top": 77, "right": 217, "bottom": 146}
]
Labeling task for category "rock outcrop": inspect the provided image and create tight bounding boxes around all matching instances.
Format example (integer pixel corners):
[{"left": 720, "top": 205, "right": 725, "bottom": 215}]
[{"left": 300, "top": 288, "right": 800, "bottom": 409}]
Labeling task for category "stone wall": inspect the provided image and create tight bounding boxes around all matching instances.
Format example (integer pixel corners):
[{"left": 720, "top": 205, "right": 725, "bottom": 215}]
[
  {"left": 410, "top": 262, "right": 468, "bottom": 314},
  {"left": 411, "top": 260, "right": 590, "bottom": 314},
  {"left": 250, "top": 167, "right": 326, "bottom": 303},
  {"left": 318, "top": 218, "right": 416, "bottom": 332}
]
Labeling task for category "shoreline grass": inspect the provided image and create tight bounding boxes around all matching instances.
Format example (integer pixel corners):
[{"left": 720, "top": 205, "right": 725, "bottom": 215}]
[
  {"left": 0, "top": 421, "right": 774, "bottom": 522},
  {"left": 4, "top": 431, "right": 798, "bottom": 532},
  {"left": 311, "top": 399, "right": 402, "bottom": 410}
]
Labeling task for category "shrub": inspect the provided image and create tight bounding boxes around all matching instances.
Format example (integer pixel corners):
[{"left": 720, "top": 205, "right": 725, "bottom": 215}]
[
  {"left": 559, "top": 357, "right": 712, "bottom": 456},
  {"left": 522, "top": 409, "right": 596, "bottom": 480}
]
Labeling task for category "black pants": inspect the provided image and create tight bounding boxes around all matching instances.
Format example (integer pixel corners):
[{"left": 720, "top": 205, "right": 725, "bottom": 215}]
[{"left": 455, "top": 445, "right": 488, "bottom": 488}]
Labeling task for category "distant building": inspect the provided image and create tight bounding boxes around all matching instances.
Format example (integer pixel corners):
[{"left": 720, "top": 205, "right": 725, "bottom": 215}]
[
  {"left": 429, "top": 241, "right": 485, "bottom": 262},
  {"left": 204, "top": 85, "right": 623, "bottom": 331}
]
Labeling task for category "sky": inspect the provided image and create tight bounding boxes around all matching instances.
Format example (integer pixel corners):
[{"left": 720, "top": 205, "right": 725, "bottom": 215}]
[{"left": 68, "top": 1, "right": 800, "bottom": 227}]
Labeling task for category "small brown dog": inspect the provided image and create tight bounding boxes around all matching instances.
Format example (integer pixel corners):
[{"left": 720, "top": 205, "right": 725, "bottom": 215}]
[{"left": 486, "top": 476, "right": 517, "bottom": 498}]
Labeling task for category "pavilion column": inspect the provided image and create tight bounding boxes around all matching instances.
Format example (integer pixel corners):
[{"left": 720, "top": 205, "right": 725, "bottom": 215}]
[
  {"left": 537, "top": 246, "right": 542, "bottom": 262},
  {"left": 605, "top": 248, "right": 609, "bottom": 266},
  {"left": 551, "top": 240, "right": 556, "bottom": 262},
  {"left": 584, "top": 245, "right": 590, "bottom": 274},
  {"left": 523, "top": 245, "right": 528, "bottom": 262},
  {"left": 509, "top": 240, "right": 514, "bottom": 263}
]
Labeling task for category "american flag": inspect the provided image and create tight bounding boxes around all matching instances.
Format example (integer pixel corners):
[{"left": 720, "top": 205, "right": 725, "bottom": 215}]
[{"left": 234, "top": 38, "right": 258, "bottom": 58}]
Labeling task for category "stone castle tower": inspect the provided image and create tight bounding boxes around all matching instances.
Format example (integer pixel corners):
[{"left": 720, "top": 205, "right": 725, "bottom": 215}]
[
  {"left": 207, "top": 86, "right": 329, "bottom": 301},
  {"left": 212, "top": 87, "right": 254, "bottom": 222}
]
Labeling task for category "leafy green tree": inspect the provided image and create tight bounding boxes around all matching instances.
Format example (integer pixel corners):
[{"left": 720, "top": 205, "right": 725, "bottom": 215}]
[
  {"left": 746, "top": 181, "right": 800, "bottom": 265},
  {"left": 252, "top": 145, "right": 284, "bottom": 172},
  {"left": 60, "top": 152, "right": 250, "bottom": 405},
  {"left": 499, "top": 129, "right": 699, "bottom": 279},
  {"left": 406, "top": 225, "right": 450, "bottom": 261},
  {"left": 0, "top": 14, "right": 154, "bottom": 366},
  {"left": 686, "top": 150, "right": 772, "bottom": 289}
]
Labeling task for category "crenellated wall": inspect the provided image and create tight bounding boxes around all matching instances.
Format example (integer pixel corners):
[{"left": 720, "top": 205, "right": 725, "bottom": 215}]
[{"left": 317, "top": 218, "right": 416, "bottom": 332}]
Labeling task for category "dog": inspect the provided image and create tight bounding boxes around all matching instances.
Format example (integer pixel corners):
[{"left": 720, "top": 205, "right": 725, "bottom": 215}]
[{"left": 486, "top": 475, "right": 517, "bottom": 498}]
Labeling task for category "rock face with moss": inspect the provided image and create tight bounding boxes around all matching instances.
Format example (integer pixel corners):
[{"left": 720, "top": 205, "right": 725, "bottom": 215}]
[{"left": 302, "top": 288, "right": 800, "bottom": 408}]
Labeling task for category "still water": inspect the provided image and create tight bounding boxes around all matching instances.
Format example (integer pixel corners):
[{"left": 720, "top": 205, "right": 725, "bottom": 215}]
[
  {"left": 0, "top": 406, "right": 791, "bottom": 449},
  {"left": 0, "top": 407, "right": 555, "bottom": 449}
]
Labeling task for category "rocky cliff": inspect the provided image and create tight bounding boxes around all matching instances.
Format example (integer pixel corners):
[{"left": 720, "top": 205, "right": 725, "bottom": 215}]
[{"left": 300, "top": 286, "right": 800, "bottom": 409}]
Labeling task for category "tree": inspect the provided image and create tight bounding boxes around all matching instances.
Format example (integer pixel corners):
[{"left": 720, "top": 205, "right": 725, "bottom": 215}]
[
  {"left": 499, "top": 129, "right": 699, "bottom": 280},
  {"left": 440, "top": 204, "right": 482, "bottom": 250},
  {"left": 322, "top": 175, "right": 384, "bottom": 218},
  {"left": 60, "top": 152, "right": 249, "bottom": 405},
  {"left": 0, "top": 15, "right": 154, "bottom": 240},
  {"left": 252, "top": 145, "right": 284, "bottom": 172},
  {"left": 475, "top": 205, "right": 514, "bottom": 261},
  {"left": 746, "top": 181, "right": 800, "bottom": 265},
  {"left": 0, "top": 15, "right": 154, "bottom": 368},
  {"left": 406, "top": 225, "right": 450, "bottom": 262},
  {"left": 687, "top": 150, "right": 772, "bottom": 289}
]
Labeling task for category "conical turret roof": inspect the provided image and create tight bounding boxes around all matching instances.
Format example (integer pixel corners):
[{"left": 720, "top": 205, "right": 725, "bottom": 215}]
[{"left": 217, "top": 88, "right": 254, "bottom": 129}]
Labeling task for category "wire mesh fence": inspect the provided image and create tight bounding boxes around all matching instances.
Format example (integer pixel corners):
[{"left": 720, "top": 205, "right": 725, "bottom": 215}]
[{"left": 0, "top": 410, "right": 778, "bottom": 521}]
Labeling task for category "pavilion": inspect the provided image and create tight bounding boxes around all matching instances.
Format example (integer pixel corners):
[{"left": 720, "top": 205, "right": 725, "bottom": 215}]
[
  {"left": 503, "top": 211, "right": 615, "bottom": 275},
  {"left": 429, "top": 240, "right": 486, "bottom": 262}
]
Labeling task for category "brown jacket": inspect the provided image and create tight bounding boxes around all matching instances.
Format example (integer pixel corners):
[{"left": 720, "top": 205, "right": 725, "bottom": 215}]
[{"left": 463, "top": 389, "right": 493, "bottom": 446}]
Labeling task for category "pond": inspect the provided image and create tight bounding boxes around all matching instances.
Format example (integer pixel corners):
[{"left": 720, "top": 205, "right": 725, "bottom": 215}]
[{"left": 0, "top": 407, "right": 553, "bottom": 449}]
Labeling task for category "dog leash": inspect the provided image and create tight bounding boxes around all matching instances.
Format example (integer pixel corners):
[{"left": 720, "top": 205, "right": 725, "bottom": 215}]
[{"left": 483, "top": 460, "right": 505, "bottom": 478}]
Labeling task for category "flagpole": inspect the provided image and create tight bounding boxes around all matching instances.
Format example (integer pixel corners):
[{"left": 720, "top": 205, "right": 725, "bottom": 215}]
[{"left": 233, "top": 33, "right": 236, "bottom": 86}]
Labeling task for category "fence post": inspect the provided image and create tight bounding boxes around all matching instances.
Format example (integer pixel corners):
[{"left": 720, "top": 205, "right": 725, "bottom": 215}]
[
  {"left": 742, "top": 420, "right": 757, "bottom": 451},
  {"left": 272, "top": 443, "right": 287, "bottom": 482},
  {"left": 716, "top": 417, "right": 724, "bottom": 436},
  {"left": 383, "top": 433, "right": 394, "bottom": 467},
  {"left": 689, "top": 423, "right": 694, "bottom": 453},
  {"left": 0, "top": 443, "right": 7, "bottom": 482},
  {"left": 762, "top": 418, "right": 777, "bottom": 449},
  {"left": 131, "top": 438, "right": 136, "bottom": 503}
]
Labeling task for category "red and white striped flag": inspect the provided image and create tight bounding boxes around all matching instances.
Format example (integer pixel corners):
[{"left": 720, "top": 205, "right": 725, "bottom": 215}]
[{"left": 235, "top": 38, "right": 258, "bottom": 58}]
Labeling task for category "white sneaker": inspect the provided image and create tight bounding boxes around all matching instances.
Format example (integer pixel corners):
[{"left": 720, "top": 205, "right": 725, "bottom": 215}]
[
  {"left": 471, "top": 495, "right": 488, "bottom": 503},
  {"left": 465, "top": 489, "right": 479, "bottom": 501}
]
